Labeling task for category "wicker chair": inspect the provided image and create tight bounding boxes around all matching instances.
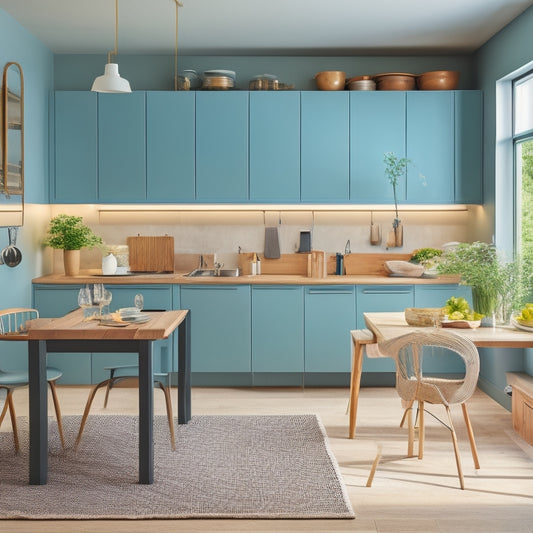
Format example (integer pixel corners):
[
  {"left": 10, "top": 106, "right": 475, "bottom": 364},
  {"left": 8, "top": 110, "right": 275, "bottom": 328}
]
[
  {"left": 0, "top": 308, "right": 65, "bottom": 452},
  {"left": 378, "top": 328, "right": 480, "bottom": 490}
]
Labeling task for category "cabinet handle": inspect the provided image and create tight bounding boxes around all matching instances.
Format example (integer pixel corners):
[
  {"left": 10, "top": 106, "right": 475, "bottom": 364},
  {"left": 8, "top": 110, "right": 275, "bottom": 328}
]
[
  {"left": 254, "top": 287, "right": 299, "bottom": 291},
  {"left": 182, "top": 286, "right": 239, "bottom": 291},
  {"left": 307, "top": 289, "right": 354, "bottom": 295},
  {"left": 361, "top": 289, "right": 412, "bottom": 294}
]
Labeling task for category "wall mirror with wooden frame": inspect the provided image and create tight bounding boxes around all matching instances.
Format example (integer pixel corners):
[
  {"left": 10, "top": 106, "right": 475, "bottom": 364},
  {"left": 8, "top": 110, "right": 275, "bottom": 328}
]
[{"left": 0, "top": 61, "right": 24, "bottom": 226}]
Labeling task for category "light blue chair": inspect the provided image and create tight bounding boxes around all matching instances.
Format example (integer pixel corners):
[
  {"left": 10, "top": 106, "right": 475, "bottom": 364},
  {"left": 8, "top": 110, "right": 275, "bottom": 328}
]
[{"left": 0, "top": 308, "right": 65, "bottom": 452}]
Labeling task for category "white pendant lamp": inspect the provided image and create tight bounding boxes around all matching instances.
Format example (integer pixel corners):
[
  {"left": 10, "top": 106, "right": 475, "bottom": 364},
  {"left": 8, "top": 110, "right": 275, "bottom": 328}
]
[{"left": 91, "top": 0, "right": 131, "bottom": 93}]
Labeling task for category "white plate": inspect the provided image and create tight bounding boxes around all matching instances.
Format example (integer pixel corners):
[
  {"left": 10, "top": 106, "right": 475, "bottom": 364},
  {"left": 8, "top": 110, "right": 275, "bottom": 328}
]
[
  {"left": 441, "top": 319, "right": 481, "bottom": 329},
  {"left": 511, "top": 317, "right": 533, "bottom": 332}
]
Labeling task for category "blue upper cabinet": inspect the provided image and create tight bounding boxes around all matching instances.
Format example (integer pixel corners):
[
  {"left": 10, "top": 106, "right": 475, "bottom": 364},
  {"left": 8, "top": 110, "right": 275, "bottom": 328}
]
[
  {"left": 350, "top": 92, "right": 406, "bottom": 203},
  {"left": 146, "top": 92, "right": 195, "bottom": 202},
  {"left": 301, "top": 92, "right": 350, "bottom": 202},
  {"left": 195, "top": 91, "right": 249, "bottom": 202},
  {"left": 53, "top": 91, "right": 98, "bottom": 203},
  {"left": 406, "top": 92, "right": 454, "bottom": 203},
  {"left": 98, "top": 92, "right": 146, "bottom": 202},
  {"left": 455, "top": 91, "right": 483, "bottom": 204},
  {"left": 249, "top": 92, "right": 301, "bottom": 202}
]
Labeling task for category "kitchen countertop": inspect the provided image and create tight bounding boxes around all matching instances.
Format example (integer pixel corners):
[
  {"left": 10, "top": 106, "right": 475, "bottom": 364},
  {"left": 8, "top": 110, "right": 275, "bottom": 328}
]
[{"left": 32, "top": 270, "right": 462, "bottom": 286}]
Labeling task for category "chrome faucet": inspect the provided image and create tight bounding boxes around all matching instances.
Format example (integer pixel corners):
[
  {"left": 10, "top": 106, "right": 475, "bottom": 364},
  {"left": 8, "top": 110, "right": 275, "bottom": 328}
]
[
  {"left": 345, "top": 239, "right": 351, "bottom": 254},
  {"left": 214, "top": 261, "right": 224, "bottom": 276}
]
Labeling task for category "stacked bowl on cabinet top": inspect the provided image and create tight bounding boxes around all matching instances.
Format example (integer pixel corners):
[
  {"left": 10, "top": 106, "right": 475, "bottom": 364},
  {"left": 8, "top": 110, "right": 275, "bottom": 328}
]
[
  {"left": 314, "top": 70, "right": 460, "bottom": 91},
  {"left": 178, "top": 69, "right": 294, "bottom": 90}
]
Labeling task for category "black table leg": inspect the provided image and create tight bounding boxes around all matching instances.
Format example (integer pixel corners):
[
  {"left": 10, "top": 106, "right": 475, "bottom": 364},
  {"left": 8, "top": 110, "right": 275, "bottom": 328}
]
[
  {"left": 178, "top": 311, "right": 191, "bottom": 424},
  {"left": 138, "top": 340, "right": 154, "bottom": 484},
  {"left": 28, "top": 340, "right": 48, "bottom": 485}
]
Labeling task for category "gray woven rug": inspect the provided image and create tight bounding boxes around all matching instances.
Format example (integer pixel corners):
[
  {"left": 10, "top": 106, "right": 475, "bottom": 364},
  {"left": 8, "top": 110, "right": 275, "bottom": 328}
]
[{"left": 0, "top": 414, "right": 354, "bottom": 520}]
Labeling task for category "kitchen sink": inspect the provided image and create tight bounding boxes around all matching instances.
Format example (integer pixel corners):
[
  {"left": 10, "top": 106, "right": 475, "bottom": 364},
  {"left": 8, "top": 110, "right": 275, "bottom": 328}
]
[{"left": 186, "top": 268, "right": 240, "bottom": 277}]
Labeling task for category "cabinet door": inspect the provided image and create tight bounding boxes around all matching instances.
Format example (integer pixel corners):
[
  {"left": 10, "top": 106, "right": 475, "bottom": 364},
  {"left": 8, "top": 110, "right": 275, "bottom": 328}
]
[
  {"left": 301, "top": 92, "right": 350, "bottom": 202},
  {"left": 146, "top": 91, "right": 195, "bottom": 202},
  {"left": 414, "top": 284, "right": 473, "bottom": 374},
  {"left": 304, "top": 286, "right": 356, "bottom": 372},
  {"left": 180, "top": 285, "right": 251, "bottom": 372},
  {"left": 455, "top": 91, "right": 483, "bottom": 204},
  {"left": 249, "top": 92, "right": 301, "bottom": 202},
  {"left": 33, "top": 285, "right": 92, "bottom": 384},
  {"left": 91, "top": 286, "right": 174, "bottom": 382},
  {"left": 252, "top": 286, "right": 304, "bottom": 372},
  {"left": 195, "top": 92, "right": 248, "bottom": 202},
  {"left": 406, "top": 92, "right": 454, "bottom": 203},
  {"left": 350, "top": 92, "right": 406, "bottom": 203},
  {"left": 98, "top": 92, "right": 146, "bottom": 202},
  {"left": 53, "top": 91, "right": 98, "bottom": 203},
  {"left": 357, "top": 285, "right": 414, "bottom": 372}
]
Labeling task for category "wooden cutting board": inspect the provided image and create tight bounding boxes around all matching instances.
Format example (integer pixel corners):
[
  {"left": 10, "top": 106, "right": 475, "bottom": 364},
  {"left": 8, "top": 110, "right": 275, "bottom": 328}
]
[{"left": 127, "top": 236, "right": 175, "bottom": 273}]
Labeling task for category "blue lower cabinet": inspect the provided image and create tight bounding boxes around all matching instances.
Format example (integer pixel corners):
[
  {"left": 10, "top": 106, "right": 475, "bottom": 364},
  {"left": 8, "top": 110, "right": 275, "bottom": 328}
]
[
  {"left": 304, "top": 286, "right": 356, "bottom": 374},
  {"left": 91, "top": 286, "right": 174, "bottom": 381},
  {"left": 32, "top": 285, "right": 173, "bottom": 384},
  {"left": 252, "top": 286, "right": 304, "bottom": 381},
  {"left": 413, "top": 284, "right": 472, "bottom": 309},
  {"left": 357, "top": 285, "right": 414, "bottom": 374},
  {"left": 33, "top": 285, "right": 92, "bottom": 385},
  {"left": 180, "top": 285, "right": 251, "bottom": 374},
  {"left": 413, "top": 284, "right": 473, "bottom": 375}
]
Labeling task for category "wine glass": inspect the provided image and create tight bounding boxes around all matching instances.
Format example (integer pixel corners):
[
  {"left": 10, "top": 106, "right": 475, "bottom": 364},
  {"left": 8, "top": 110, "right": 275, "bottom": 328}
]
[
  {"left": 99, "top": 290, "right": 113, "bottom": 316},
  {"left": 134, "top": 293, "right": 144, "bottom": 311},
  {"left": 78, "top": 286, "right": 94, "bottom": 320}
]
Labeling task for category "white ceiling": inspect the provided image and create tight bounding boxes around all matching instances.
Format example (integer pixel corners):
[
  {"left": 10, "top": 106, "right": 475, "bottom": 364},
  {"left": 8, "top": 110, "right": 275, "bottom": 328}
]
[{"left": 1, "top": 0, "right": 533, "bottom": 56}]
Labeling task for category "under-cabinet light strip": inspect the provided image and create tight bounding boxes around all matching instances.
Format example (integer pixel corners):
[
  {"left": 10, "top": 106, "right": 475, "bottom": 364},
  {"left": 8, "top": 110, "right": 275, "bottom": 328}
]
[{"left": 97, "top": 204, "right": 469, "bottom": 213}]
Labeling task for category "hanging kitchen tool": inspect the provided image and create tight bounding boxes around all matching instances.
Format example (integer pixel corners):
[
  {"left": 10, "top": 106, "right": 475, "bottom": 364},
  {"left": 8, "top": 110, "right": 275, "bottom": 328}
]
[
  {"left": 370, "top": 212, "right": 381, "bottom": 246},
  {"left": 264, "top": 212, "right": 281, "bottom": 259},
  {"left": 2, "top": 227, "right": 22, "bottom": 267}
]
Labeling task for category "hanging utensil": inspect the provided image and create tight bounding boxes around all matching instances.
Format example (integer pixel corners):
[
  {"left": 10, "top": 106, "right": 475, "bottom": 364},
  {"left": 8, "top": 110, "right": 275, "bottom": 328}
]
[
  {"left": 370, "top": 212, "right": 381, "bottom": 246},
  {"left": 2, "top": 226, "right": 22, "bottom": 267}
]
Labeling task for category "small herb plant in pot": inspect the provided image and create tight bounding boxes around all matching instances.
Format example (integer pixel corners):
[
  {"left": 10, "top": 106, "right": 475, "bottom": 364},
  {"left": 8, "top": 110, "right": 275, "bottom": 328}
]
[
  {"left": 383, "top": 152, "right": 409, "bottom": 247},
  {"left": 43, "top": 214, "right": 102, "bottom": 276}
]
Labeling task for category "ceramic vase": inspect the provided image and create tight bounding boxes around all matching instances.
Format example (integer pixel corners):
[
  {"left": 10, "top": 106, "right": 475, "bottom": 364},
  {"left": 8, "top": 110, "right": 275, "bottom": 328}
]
[{"left": 102, "top": 253, "right": 117, "bottom": 275}]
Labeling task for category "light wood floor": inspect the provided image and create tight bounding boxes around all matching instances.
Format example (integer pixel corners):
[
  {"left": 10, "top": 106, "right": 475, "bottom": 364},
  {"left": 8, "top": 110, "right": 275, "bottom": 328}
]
[{"left": 2, "top": 385, "right": 533, "bottom": 532}]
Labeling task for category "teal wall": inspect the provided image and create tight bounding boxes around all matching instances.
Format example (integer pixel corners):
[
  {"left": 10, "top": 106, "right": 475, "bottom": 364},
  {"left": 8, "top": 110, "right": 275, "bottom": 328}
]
[
  {"left": 474, "top": 5, "right": 533, "bottom": 406},
  {"left": 55, "top": 54, "right": 476, "bottom": 91},
  {"left": 0, "top": 9, "right": 54, "bottom": 310}
]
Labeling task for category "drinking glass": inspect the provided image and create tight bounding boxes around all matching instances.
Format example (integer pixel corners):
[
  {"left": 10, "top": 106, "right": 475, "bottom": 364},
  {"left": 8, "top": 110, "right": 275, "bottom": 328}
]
[
  {"left": 134, "top": 293, "right": 144, "bottom": 311},
  {"left": 78, "top": 286, "right": 97, "bottom": 320}
]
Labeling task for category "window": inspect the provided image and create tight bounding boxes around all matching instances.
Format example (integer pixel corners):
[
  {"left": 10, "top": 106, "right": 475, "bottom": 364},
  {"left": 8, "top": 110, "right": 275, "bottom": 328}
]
[{"left": 513, "top": 73, "right": 533, "bottom": 261}]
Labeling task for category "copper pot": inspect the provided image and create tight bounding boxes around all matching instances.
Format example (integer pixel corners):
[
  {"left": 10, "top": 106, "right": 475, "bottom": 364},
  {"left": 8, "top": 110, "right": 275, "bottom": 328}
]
[
  {"left": 417, "top": 70, "right": 460, "bottom": 90},
  {"left": 373, "top": 72, "right": 416, "bottom": 91}
]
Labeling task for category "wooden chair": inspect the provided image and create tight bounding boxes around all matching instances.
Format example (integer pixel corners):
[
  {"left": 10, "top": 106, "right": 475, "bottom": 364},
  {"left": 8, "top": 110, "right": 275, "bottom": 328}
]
[
  {"left": 0, "top": 308, "right": 65, "bottom": 452},
  {"left": 75, "top": 364, "right": 175, "bottom": 450},
  {"left": 378, "top": 329, "right": 480, "bottom": 489}
]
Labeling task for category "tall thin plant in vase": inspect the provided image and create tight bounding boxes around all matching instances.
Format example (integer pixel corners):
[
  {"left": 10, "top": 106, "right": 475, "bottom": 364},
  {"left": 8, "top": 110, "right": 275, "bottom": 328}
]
[{"left": 384, "top": 152, "right": 409, "bottom": 247}]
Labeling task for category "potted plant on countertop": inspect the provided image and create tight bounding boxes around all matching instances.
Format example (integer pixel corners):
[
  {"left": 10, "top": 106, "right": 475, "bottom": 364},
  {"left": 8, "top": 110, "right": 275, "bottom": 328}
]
[
  {"left": 43, "top": 214, "right": 103, "bottom": 276},
  {"left": 436, "top": 241, "right": 531, "bottom": 325}
]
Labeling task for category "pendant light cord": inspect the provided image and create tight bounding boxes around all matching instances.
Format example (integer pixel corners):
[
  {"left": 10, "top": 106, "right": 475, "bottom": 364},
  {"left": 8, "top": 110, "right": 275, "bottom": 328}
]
[
  {"left": 108, "top": 0, "right": 119, "bottom": 64},
  {"left": 174, "top": 0, "right": 183, "bottom": 91}
]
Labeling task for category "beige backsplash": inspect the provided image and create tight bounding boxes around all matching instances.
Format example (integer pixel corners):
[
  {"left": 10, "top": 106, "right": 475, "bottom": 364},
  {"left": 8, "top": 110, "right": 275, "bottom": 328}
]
[{"left": 47, "top": 205, "right": 487, "bottom": 273}]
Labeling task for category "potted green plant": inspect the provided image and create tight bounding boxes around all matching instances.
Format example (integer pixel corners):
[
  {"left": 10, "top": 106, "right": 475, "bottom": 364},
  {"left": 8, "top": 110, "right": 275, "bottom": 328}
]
[
  {"left": 43, "top": 214, "right": 102, "bottom": 276},
  {"left": 436, "top": 241, "right": 530, "bottom": 324},
  {"left": 384, "top": 152, "right": 409, "bottom": 247}
]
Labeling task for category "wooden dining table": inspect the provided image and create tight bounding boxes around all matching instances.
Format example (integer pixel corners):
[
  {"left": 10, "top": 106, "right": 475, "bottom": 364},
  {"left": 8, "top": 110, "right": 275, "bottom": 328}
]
[
  {"left": 26, "top": 308, "right": 191, "bottom": 485},
  {"left": 348, "top": 311, "right": 533, "bottom": 439}
]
